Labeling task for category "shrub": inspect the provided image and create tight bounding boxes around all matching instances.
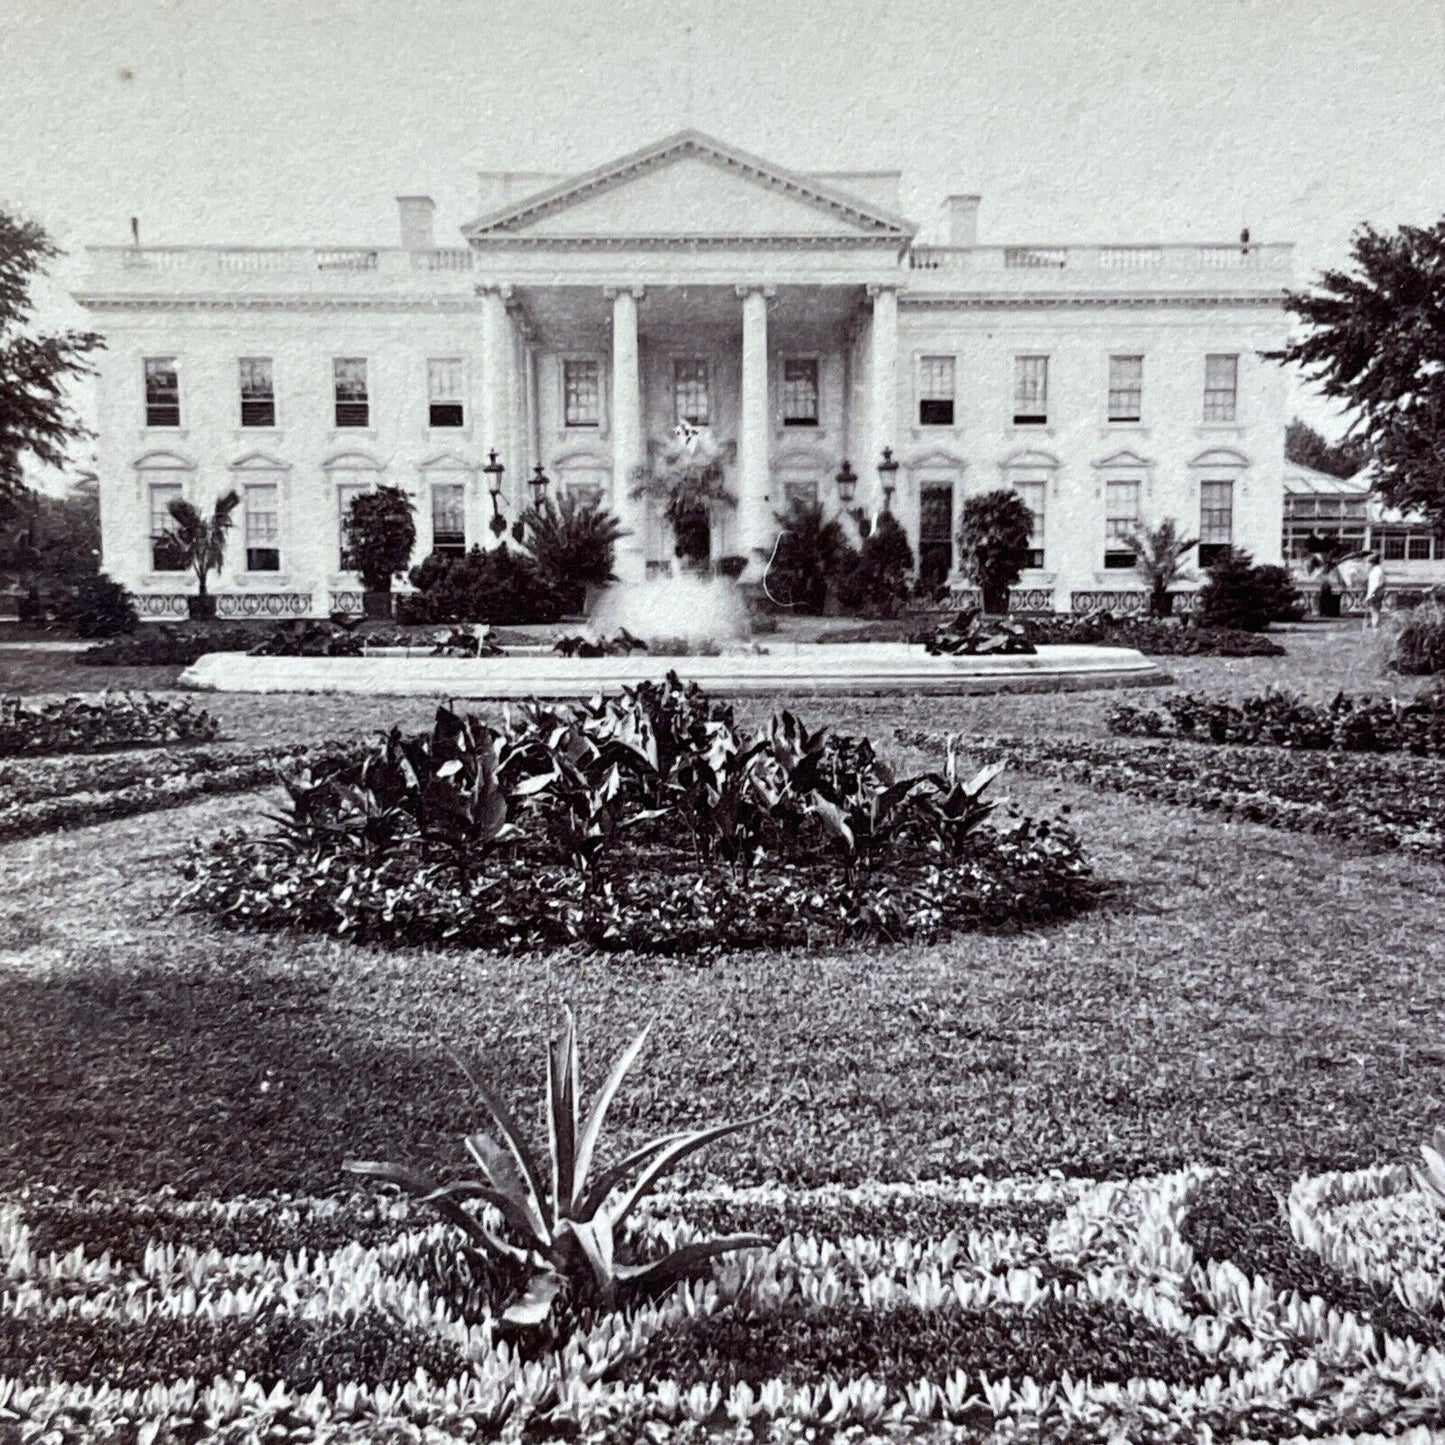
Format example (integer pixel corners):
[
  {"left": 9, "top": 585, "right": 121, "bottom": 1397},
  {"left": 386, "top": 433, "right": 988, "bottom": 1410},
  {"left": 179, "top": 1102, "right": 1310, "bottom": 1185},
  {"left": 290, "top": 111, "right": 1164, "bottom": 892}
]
[
  {"left": 1198, "top": 547, "right": 1302, "bottom": 631},
  {"left": 402, "top": 544, "right": 563, "bottom": 625},
  {"left": 834, "top": 511, "right": 915, "bottom": 617},
  {"left": 1020, "top": 613, "right": 1286, "bottom": 657},
  {"left": 343, "top": 486, "right": 416, "bottom": 594},
  {"left": 0, "top": 693, "right": 218, "bottom": 757},
  {"left": 81, "top": 621, "right": 269, "bottom": 666},
  {"left": 521, "top": 492, "right": 626, "bottom": 613},
  {"left": 955, "top": 489, "right": 1034, "bottom": 614},
  {"left": 765, "top": 498, "right": 851, "bottom": 613},
  {"left": 64, "top": 572, "right": 138, "bottom": 638},
  {"left": 1392, "top": 597, "right": 1445, "bottom": 674},
  {"left": 1119, "top": 518, "right": 1197, "bottom": 618}
]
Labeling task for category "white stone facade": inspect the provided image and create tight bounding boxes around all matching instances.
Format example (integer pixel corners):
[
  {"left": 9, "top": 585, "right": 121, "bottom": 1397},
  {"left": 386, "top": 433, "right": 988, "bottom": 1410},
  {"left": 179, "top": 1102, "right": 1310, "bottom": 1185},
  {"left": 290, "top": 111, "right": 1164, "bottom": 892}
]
[{"left": 74, "top": 130, "right": 1294, "bottom": 619}]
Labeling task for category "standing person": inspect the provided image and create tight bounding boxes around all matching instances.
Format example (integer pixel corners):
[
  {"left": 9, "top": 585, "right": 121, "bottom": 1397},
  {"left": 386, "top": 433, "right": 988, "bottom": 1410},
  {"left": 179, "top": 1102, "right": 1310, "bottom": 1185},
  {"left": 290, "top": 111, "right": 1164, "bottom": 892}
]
[{"left": 1364, "top": 552, "right": 1387, "bottom": 631}]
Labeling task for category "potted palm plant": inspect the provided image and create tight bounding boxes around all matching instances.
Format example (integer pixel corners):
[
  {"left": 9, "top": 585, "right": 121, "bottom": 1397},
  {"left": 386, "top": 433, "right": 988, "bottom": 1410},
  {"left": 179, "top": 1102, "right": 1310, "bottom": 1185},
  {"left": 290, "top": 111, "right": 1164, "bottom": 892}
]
[
  {"left": 630, "top": 424, "right": 735, "bottom": 572},
  {"left": 343, "top": 486, "right": 416, "bottom": 619},
  {"left": 1121, "top": 518, "right": 1198, "bottom": 618},
  {"left": 955, "top": 489, "right": 1034, "bottom": 615},
  {"left": 162, "top": 490, "right": 240, "bottom": 621},
  {"left": 520, "top": 489, "right": 627, "bottom": 615}
]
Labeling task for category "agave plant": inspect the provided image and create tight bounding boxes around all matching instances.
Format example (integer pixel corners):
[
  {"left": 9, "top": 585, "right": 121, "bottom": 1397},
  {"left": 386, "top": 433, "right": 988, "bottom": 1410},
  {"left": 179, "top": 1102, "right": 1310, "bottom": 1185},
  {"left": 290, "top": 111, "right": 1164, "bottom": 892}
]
[{"left": 344, "top": 1009, "right": 768, "bottom": 1327}]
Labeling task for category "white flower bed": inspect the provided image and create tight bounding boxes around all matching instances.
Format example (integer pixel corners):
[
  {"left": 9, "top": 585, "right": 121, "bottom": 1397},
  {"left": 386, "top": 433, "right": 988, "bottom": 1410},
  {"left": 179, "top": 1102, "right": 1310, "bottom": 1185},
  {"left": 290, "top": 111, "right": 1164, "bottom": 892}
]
[{"left": 3, "top": 1169, "right": 1445, "bottom": 1442}]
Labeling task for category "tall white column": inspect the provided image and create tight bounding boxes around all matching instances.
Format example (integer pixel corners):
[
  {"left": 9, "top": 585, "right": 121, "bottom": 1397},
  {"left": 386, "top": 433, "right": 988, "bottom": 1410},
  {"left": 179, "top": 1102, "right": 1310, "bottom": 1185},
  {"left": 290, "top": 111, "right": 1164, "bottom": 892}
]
[
  {"left": 608, "top": 285, "right": 646, "bottom": 582},
  {"left": 737, "top": 284, "right": 774, "bottom": 579},
  {"left": 866, "top": 282, "right": 899, "bottom": 518},
  {"left": 479, "top": 284, "right": 515, "bottom": 531}
]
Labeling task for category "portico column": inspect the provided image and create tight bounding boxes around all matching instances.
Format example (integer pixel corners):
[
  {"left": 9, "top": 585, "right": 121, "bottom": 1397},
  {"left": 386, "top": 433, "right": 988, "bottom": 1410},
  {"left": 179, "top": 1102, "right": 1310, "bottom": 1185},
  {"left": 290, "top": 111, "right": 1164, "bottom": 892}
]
[
  {"left": 607, "top": 285, "right": 646, "bottom": 583},
  {"left": 866, "top": 282, "right": 900, "bottom": 518},
  {"left": 478, "top": 283, "right": 515, "bottom": 520},
  {"left": 737, "top": 284, "right": 775, "bottom": 579}
]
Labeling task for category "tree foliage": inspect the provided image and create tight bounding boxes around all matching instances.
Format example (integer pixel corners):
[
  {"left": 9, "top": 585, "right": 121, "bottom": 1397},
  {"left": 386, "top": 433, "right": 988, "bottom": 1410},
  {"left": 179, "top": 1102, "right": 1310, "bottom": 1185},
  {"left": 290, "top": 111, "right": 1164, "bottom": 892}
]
[
  {"left": 520, "top": 490, "right": 626, "bottom": 611},
  {"left": 0, "top": 213, "right": 104, "bottom": 512},
  {"left": 955, "top": 489, "right": 1034, "bottom": 611},
  {"left": 1274, "top": 220, "right": 1445, "bottom": 519},
  {"left": 164, "top": 491, "right": 240, "bottom": 598},
  {"left": 344, "top": 486, "right": 416, "bottom": 593},
  {"left": 1285, "top": 418, "right": 1369, "bottom": 479},
  {"left": 765, "top": 498, "right": 852, "bottom": 613}
]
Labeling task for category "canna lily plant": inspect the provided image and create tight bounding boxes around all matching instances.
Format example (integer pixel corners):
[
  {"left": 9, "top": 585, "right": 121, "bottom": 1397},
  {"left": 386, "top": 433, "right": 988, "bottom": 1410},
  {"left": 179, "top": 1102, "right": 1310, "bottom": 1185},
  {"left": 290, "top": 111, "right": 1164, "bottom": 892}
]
[
  {"left": 344, "top": 1008, "right": 768, "bottom": 1327},
  {"left": 1413, "top": 1127, "right": 1445, "bottom": 1212}
]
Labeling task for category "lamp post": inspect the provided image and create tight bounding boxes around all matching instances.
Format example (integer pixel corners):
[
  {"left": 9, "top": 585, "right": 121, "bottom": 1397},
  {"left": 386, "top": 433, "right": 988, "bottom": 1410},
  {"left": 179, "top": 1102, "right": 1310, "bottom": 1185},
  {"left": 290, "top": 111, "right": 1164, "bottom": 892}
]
[
  {"left": 877, "top": 446, "right": 899, "bottom": 514},
  {"left": 528, "top": 463, "right": 551, "bottom": 508},
  {"left": 483, "top": 450, "right": 507, "bottom": 538}
]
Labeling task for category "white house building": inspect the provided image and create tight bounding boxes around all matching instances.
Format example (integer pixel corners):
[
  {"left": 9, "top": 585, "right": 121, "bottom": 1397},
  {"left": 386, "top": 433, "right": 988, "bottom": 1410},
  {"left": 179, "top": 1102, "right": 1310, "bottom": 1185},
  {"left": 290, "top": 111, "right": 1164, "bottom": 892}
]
[{"left": 74, "top": 129, "right": 1294, "bottom": 620}]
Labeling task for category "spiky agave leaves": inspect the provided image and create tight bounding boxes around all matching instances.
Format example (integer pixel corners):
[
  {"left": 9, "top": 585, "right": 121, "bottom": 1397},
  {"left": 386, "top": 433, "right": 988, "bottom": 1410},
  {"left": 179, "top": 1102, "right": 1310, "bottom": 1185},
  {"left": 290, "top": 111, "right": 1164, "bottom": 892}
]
[{"left": 344, "top": 1008, "right": 768, "bottom": 1327}]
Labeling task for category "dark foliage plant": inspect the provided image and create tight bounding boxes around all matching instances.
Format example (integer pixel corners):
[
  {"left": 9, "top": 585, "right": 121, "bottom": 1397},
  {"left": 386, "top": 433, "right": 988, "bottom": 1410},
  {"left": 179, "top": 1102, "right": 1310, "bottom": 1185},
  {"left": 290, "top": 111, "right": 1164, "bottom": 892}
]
[
  {"left": 1019, "top": 613, "right": 1287, "bottom": 657},
  {"left": 64, "top": 572, "right": 137, "bottom": 638},
  {"left": 403, "top": 544, "right": 564, "bottom": 626},
  {"left": 913, "top": 610, "right": 1037, "bottom": 657},
  {"left": 343, "top": 486, "right": 416, "bottom": 594},
  {"left": 765, "top": 498, "right": 851, "bottom": 613},
  {"left": 80, "top": 621, "right": 268, "bottom": 666},
  {"left": 0, "top": 692, "right": 217, "bottom": 757},
  {"left": 834, "top": 511, "right": 915, "bottom": 617},
  {"left": 1392, "top": 598, "right": 1445, "bottom": 675},
  {"left": 955, "top": 490, "right": 1034, "bottom": 614},
  {"left": 520, "top": 491, "right": 627, "bottom": 613},
  {"left": 1199, "top": 548, "right": 1303, "bottom": 632}
]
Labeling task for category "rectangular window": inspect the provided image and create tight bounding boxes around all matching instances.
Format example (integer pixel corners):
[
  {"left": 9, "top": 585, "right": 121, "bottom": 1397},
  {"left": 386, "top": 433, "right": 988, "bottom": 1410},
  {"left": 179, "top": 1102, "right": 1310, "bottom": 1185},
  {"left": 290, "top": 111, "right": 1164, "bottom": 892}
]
[
  {"left": 1013, "top": 479, "right": 1046, "bottom": 569},
  {"left": 430, "top": 482, "right": 466, "bottom": 556},
  {"left": 239, "top": 358, "right": 275, "bottom": 427},
  {"left": 148, "top": 482, "right": 186, "bottom": 571},
  {"left": 1107, "top": 355, "right": 1143, "bottom": 423},
  {"left": 334, "top": 358, "right": 369, "bottom": 428},
  {"left": 1104, "top": 478, "right": 1141, "bottom": 568},
  {"left": 337, "top": 482, "right": 369, "bottom": 568},
  {"left": 673, "top": 358, "right": 709, "bottom": 425},
  {"left": 783, "top": 359, "right": 819, "bottom": 427},
  {"left": 1198, "top": 478, "right": 1234, "bottom": 567},
  {"left": 244, "top": 483, "right": 280, "bottom": 572},
  {"left": 918, "top": 356, "right": 955, "bottom": 427},
  {"left": 427, "top": 358, "right": 465, "bottom": 428},
  {"left": 917, "top": 483, "right": 955, "bottom": 591},
  {"left": 563, "top": 359, "right": 601, "bottom": 428},
  {"left": 1204, "top": 354, "right": 1238, "bottom": 422},
  {"left": 1409, "top": 534, "right": 1434, "bottom": 561},
  {"left": 1381, "top": 530, "right": 1407, "bottom": 561},
  {"left": 782, "top": 478, "right": 818, "bottom": 510},
  {"left": 144, "top": 358, "right": 180, "bottom": 428},
  {"left": 1013, "top": 356, "right": 1048, "bottom": 425}
]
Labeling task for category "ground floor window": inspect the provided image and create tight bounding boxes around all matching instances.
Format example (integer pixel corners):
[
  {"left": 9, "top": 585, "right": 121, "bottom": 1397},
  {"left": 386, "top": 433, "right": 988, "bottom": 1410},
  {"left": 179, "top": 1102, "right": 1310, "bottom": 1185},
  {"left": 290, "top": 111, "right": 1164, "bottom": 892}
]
[
  {"left": 1198, "top": 478, "right": 1234, "bottom": 568},
  {"left": 1012, "top": 479, "right": 1046, "bottom": 569},
  {"left": 430, "top": 482, "right": 467, "bottom": 557},
  {"left": 1104, "top": 478, "right": 1141, "bottom": 568},
  {"left": 244, "top": 483, "right": 280, "bottom": 572},
  {"left": 917, "top": 483, "right": 954, "bottom": 591},
  {"left": 336, "top": 481, "right": 371, "bottom": 569},
  {"left": 781, "top": 478, "right": 818, "bottom": 511},
  {"left": 1376, "top": 528, "right": 1436, "bottom": 562},
  {"left": 148, "top": 481, "right": 186, "bottom": 571}
]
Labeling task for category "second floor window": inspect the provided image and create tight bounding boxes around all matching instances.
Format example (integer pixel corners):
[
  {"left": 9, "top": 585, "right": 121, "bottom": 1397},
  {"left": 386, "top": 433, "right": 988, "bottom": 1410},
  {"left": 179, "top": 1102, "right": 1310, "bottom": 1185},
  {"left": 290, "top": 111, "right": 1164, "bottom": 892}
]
[
  {"left": 144, "top": 358, "right": 180, "bottom": 428},
  {"left": 563, "top": 359, "right": 601, "bottom": 427},
  {"left": 783, "top": 359, "right": 819, "bottom": 426},
  {"left": 918, "top": 356, "right": 955, "bottom": 426},
  {"left": 1013, "top": 356, "right": 1048, "bottom": 425},
  {"left": 148, "top": 481, "right": 186, "bottom": 570},
  {"left": 244, "top": 483, "right": 280, "bottom": 572},
  {"left": 1204, "top": 354, "right": 1239, "bottom": 422},
  {"left": 334, "top": 358, "right": 369, "bottom": 428},
  {"left": 1104, "top": 478, "right": 1141, "bottom": 568},
  {"left": 1013, "top": 479, "right": 1046, "bottom": 569},
  {"left": 428, "top": 359, "right": 465, "bottom": 428},
  {"left": 239, "top": 358, "right": 275, "bottom": 428},
  {"left": 430, "top": 482, "right": 466, "bottom": 556},
  {"left": 673, "top": 358, "right": 709, "bottom": 426},
  {"left": 1108, "top": 355, "right": 1143, "bottom": 423},
  {"left": 1198, "top": 479, "right": 1234, "bottom": 567}
]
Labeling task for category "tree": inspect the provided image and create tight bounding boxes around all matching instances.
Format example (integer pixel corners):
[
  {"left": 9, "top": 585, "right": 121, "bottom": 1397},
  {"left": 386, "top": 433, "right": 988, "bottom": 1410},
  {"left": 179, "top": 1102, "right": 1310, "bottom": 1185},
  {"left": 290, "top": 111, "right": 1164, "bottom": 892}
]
[
  {"left": 834, "top": 510, "right": 914, "bottom": 617},
  {"left": 1121, "top": 518, "right": 1197, "bottom": 618},
  {"left": 955, "top": 489, "right": 1034, "bottom": 614},
  {"left": 0, "top": 213, "right": 104, "bottom": 513},
  {"left": 520, "top": 490, "right": 627, "bottom": 613},
  {"left": 1285, "top": 418, "right": 1368, "bottom": 479},
  {"left": 343, "top": 486, "right": 416, "bottom": 598},
  {"left": 1273, "top": 219, "right": 1445, "bottom": 520},
  {"left": 1199, "top": 546, "right": 1303, "bottom": 632},
  {"left": 162, "top": 491, "right": 240, "bottom": 617},
  {"left": 764, "top": 497, "right": 852, "bottom": 613}
]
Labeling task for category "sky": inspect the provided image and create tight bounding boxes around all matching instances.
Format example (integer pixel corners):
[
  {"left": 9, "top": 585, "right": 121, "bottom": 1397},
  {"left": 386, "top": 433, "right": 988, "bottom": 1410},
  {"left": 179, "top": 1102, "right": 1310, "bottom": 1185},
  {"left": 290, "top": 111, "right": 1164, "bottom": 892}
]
[{"left": 4, "top": 0, "right": 1444, "bottom": 461}]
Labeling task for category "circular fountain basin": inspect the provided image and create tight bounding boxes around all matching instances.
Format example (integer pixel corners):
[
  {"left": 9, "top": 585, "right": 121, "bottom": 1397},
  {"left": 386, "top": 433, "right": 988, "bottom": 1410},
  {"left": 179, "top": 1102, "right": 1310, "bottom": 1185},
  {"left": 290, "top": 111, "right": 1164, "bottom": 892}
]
[{"left": 180, "top": 642, "right": 1165, "bottom": 698}]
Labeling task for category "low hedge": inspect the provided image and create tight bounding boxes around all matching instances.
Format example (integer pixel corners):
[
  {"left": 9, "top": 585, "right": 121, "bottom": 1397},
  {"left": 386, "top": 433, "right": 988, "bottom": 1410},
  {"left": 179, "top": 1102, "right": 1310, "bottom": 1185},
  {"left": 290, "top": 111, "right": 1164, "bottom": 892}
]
[
  {"left": 1020, "top": 614, "right": 1286, "bottom": 657},
  {"left": 1108, "top": 688, "right": 1445, "bottom": 754},
  {"left": 0, "top": 693, "right": 217, "bottom": 758}
]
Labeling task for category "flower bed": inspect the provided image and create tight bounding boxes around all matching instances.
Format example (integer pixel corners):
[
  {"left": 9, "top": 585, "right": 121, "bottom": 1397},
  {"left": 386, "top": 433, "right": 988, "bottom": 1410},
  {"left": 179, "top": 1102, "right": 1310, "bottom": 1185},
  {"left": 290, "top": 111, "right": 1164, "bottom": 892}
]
[
  {"left": 0, "top": 740, "right": 365, "bottom": 843},
  {"left": 6, "top": 1165, "right": 1445, "bottom": 1441},
  {"left": 1021, "top": 615, "right": 1286, "bottom": 658},
  {"left": 898, "top": 729, "right": 1445, "bottom": 858},
  {"left": 0, "top": 693, "right": 217, "bottom": 758},
  {"left": 181, "top": 677, "right": 1095, "bottom": 956},
  {"left": 1108, "top": 689, "right": 1445, "bottom": 754}
]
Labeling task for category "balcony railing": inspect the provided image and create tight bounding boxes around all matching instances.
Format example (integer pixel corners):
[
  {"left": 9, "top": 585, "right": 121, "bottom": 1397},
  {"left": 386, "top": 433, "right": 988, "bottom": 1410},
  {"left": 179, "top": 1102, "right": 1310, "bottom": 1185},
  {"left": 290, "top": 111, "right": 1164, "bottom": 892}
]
[
  {"left": 89, "top": 245, "right": 477, "bottom": 281},
  {"left": 908, "top": 242, "right": 1293, "bottom": 276}
]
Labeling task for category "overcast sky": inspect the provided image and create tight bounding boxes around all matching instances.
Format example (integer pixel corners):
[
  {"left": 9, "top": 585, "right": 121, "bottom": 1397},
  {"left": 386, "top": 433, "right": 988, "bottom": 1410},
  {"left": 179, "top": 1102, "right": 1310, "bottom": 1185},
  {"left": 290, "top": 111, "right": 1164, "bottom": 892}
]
[{"left": 5, "top": 0, "right": 1444, "bottom": 444}]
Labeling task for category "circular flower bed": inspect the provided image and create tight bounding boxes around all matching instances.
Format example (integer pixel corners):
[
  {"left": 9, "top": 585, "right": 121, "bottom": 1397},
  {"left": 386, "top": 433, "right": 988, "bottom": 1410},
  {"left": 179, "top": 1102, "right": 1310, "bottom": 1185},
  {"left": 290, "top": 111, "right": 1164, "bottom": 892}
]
[{"left": 182, "top": 675, "right": 1094, "bottom": 956}]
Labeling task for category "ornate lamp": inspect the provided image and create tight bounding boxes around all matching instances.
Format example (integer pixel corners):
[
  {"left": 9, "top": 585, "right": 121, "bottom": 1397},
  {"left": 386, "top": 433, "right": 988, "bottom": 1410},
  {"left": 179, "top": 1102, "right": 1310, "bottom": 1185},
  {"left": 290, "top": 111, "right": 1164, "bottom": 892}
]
[
  {"left": 528, "top": 463, "right": 551, "bottom": 506},
  {"left": 483, "top": 450, "right": 507, "bottom": 537},
  {"left": 835, "top": 459, "right": 858, "bottom": 506},
  {"left": 877, "top": 446, "right": 900, "bottom": 513}
]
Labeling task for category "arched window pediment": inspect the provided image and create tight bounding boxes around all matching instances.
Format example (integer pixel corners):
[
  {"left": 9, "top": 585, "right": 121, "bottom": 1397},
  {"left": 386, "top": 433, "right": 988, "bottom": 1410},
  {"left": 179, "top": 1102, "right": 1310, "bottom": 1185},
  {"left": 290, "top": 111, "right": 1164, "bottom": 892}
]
[
  {"left": 132, "top": 449, "right": 196, "bottom": 472},
  {"left": 228, "top": 451, "right": 291, "bottom": 472},
  {"left": 1092, "top": 448, "right": 1153, "bottom": 471},
  {"left": 772, "top": 443, "right": 832, "bottom": 472},
  {"left": 906, "top": 447, "right": 967, "bottom": 473},
  {"left": 1000, "top": 447, "right": 1060, "bottom": 471},
  {"left": 417, "top": 451, "right": 477, "bottom": 473},
  {"left": 1189, "top": 446, "right": 1251, "bottom": 469},
  {"left": 321, "top": 450, "right": 383, "bottom": 473},
  {"left": 552, "top": 448, "right": 609, "bottom": 472}
]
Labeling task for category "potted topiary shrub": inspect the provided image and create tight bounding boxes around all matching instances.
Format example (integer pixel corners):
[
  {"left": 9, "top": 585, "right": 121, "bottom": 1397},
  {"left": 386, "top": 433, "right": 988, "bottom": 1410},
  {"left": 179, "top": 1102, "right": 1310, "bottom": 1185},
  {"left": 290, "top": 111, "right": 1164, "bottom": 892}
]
[
  {"left": 162, "top": 490, "right": 240, "bottom": 621},
  {"left": 955, "top": 489, "right": 1033, "bottom": 615},
  {"left": 343, "top": 486, "right": 416, "bottom": 620}
]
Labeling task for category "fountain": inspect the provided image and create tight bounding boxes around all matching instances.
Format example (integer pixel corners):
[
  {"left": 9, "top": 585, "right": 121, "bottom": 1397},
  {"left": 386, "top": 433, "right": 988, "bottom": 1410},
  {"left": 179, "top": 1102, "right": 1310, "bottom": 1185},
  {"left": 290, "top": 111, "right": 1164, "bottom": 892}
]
[{"left": 586, "top": 571, "right": 752, "bottom": 649}]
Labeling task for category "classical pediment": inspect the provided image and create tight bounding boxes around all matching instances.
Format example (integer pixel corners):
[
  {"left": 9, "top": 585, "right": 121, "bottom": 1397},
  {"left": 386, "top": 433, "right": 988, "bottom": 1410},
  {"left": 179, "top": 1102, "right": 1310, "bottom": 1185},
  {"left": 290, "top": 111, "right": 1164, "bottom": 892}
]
[{"left": 463, "top": 131, "right": 915, "bottom": 245}]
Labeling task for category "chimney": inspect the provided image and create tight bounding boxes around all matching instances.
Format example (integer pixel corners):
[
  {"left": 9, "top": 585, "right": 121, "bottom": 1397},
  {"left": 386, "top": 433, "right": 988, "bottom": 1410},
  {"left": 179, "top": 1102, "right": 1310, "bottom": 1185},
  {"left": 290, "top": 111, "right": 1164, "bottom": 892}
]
[
  {"left": 396, "top": 195, "right": 436, "bottom": 250},
  {"left": 945, "top": 194, "right": 981, "bottom": 246}
]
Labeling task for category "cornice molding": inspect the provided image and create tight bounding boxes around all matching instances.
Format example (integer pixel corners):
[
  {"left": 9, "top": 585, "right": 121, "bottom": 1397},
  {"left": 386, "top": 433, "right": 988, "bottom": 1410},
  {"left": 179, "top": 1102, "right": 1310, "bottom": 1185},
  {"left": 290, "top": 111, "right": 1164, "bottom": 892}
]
[
  {"left": 467, "top": 233, "right": 906, "bottom": 251},
  {"left": 74, "top": 294, "right": 492, "bottom": 313},
  {"left": 900, "top": 292, "right": 1286, "bottom": 310}
]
